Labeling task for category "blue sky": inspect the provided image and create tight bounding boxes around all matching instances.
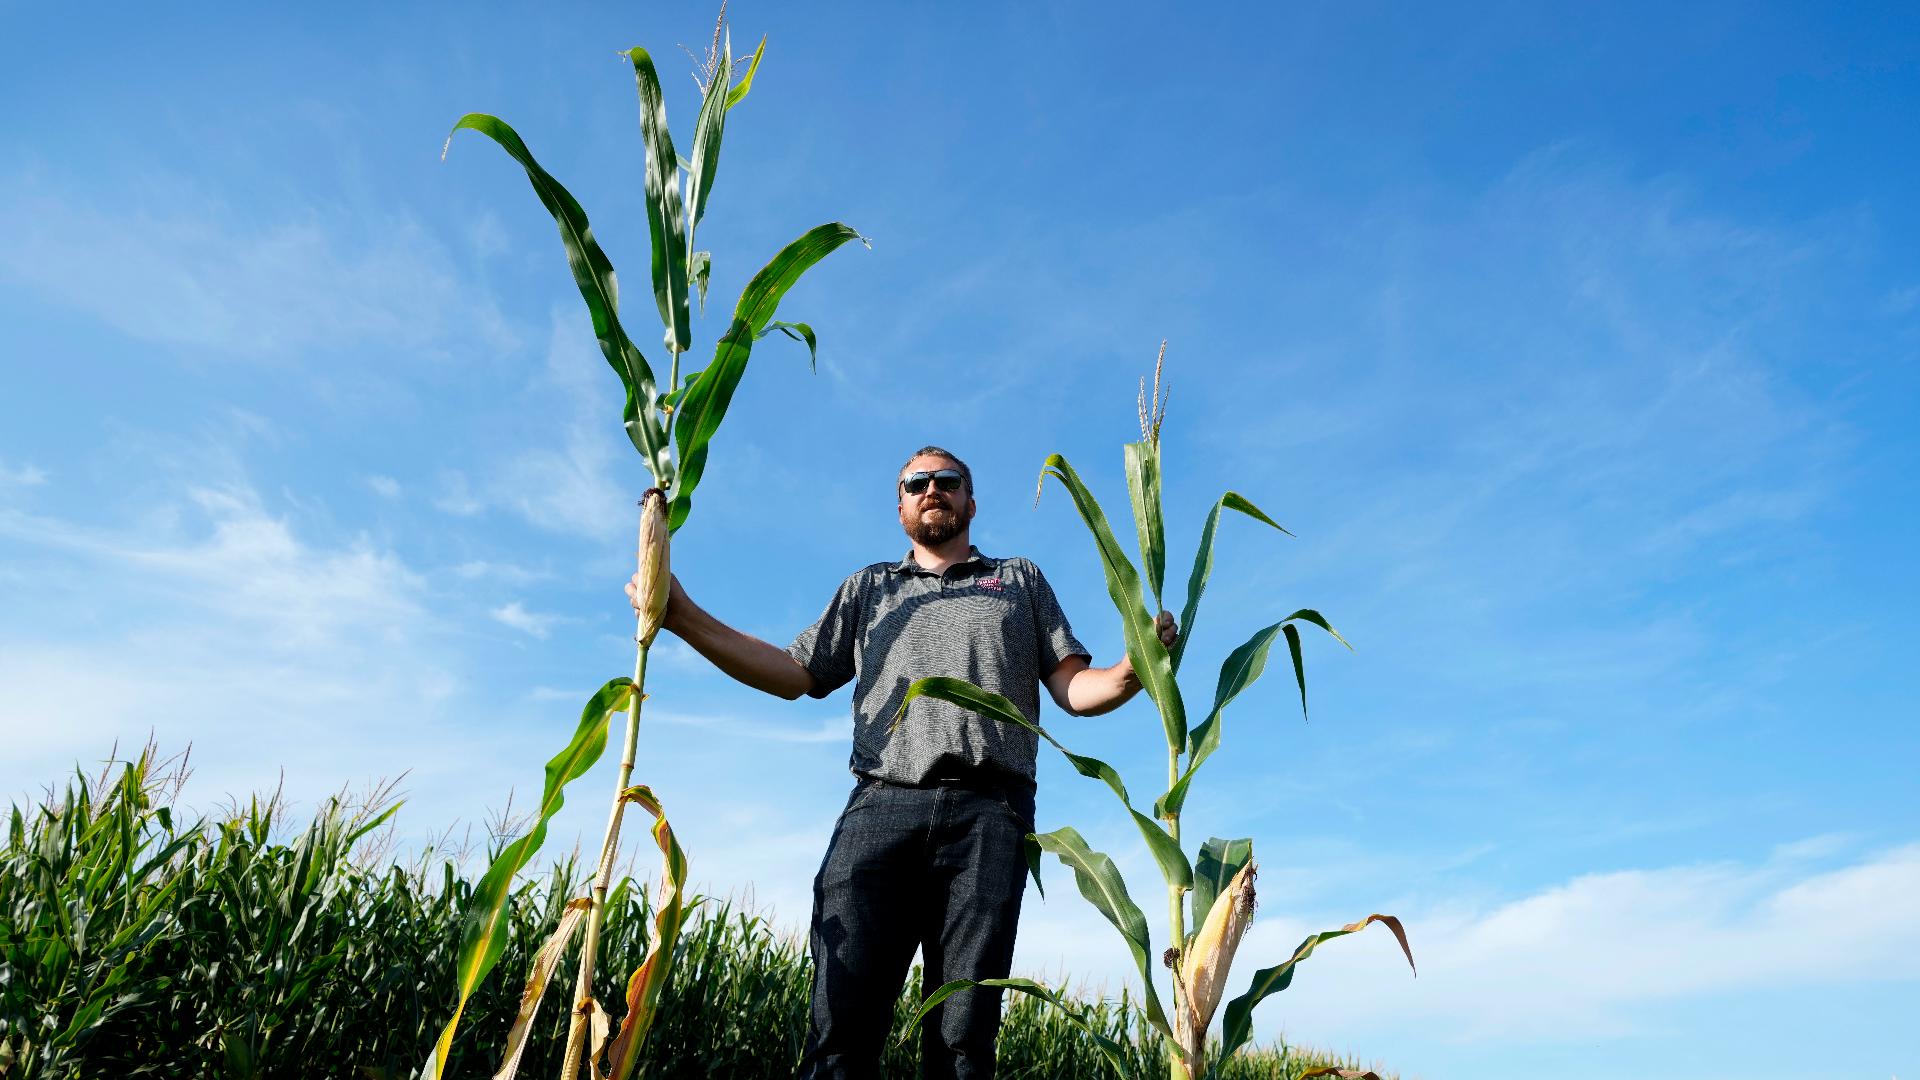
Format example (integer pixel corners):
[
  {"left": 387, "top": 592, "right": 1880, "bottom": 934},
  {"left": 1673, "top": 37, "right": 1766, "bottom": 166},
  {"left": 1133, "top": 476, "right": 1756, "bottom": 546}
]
[{"left": 3, "top": 3, "right": 1917, "bottom": 1076}]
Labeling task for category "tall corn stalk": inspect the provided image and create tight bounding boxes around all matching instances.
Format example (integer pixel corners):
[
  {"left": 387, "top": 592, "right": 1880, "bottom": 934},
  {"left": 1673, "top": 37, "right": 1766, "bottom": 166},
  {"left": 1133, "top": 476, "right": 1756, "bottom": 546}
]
[
  {"left": 895, "top": 349, "right": 1414, "bottom": 1080},
  {"left": 420, "top": 18, "right": 863, "bottom": 1080}
]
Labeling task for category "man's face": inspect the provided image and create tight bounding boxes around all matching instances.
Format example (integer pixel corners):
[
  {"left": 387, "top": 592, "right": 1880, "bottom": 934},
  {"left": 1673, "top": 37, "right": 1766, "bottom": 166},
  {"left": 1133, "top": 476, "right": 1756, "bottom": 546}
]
[{"left": 897, "top": 454, "right": 975, "bottom": 547}]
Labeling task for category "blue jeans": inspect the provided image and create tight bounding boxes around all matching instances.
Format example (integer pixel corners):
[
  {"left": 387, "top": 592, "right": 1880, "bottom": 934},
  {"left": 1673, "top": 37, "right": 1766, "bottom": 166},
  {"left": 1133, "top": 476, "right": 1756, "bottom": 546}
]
[{"left": 797, "top": 777, "right": 1035, "bottom": 1080}]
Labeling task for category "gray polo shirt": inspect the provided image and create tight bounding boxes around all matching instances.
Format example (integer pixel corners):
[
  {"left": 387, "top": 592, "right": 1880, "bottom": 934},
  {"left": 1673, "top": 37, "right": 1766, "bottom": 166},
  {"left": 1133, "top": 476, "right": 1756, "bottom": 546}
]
[{"left": 787, "top": 547, "right": 1089, "bottom": 790}]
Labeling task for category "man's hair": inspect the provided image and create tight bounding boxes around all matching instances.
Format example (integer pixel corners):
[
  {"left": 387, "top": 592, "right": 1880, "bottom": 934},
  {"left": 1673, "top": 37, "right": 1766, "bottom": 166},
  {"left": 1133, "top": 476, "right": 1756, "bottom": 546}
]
[{"left": 897, "top": 445, "right": 973, "bottom": 494}]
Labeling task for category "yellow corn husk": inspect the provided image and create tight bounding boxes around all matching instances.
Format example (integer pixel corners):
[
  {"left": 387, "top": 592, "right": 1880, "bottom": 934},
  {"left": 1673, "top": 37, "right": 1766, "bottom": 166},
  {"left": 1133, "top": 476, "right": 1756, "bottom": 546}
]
[
  {"left": 1181, "top": 859, "right": 1257, "bottom": 1039},
  {"left": 634, "top": 489, "right": 670, "bottom": 646}
]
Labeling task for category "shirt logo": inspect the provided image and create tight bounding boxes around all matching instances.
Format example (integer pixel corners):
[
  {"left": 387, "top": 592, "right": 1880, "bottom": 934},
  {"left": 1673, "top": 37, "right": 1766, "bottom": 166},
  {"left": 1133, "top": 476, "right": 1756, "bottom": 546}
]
[{"left": 977, "top": 577, "right": 1004, "bottom": 592}]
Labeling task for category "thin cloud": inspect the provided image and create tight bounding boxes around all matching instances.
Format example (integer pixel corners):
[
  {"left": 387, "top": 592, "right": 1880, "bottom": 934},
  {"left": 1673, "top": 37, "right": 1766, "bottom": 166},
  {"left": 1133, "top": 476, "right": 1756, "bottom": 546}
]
[
  {"left": 490, "top": 600, "right": 559, "bottom": 639},
  {"left": 366, "top": 475, "right": 402, "bottom": 499},
  {"left": 0, "top": 461, "right": 48, "bottom": 489},
  {"left": 0, "top": 167, "right": 515, "bottom": 360}
]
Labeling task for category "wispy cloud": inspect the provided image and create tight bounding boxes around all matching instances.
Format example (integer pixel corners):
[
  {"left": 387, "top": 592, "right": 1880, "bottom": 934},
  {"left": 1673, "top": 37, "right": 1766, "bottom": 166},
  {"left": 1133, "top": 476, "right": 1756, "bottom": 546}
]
[
  {"left": 0, "top": 165, "right": 514, "bottom": 361},
  {"left": 366, "top": 474, "right": 402, "bottom": 499},
  {"left": 0, "top": 461, "right": 48, "bottom": 489},
  {"left": 489, "top": 600, "right": 560, "bottom": 639}
]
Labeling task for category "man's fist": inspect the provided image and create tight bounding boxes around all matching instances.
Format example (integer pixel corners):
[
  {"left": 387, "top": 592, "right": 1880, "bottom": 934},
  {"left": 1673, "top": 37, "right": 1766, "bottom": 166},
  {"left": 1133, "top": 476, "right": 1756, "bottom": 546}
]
[{"left": 627, "top": 572, "right": 688, "bottom": 630}]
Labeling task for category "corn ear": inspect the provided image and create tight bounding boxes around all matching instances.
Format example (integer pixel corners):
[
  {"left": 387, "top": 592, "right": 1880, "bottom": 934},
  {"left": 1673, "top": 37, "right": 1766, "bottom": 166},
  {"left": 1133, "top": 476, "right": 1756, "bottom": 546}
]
[
  {"left": 634, "top": 489, "right": 670, "bottom": 646},
  {"left": 1179, "top": 858, "right": 1256, "bottom": 1060}
]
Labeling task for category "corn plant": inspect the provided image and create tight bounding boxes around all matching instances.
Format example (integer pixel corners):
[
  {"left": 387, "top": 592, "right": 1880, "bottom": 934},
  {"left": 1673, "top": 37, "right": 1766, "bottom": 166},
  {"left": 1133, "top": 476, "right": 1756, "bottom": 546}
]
[
  {"left": 425, "top": 18, "right": 863, "bottom": 1080},
  {"left": 895, "top": 351, "right": 1415, "bottom": 1080}
]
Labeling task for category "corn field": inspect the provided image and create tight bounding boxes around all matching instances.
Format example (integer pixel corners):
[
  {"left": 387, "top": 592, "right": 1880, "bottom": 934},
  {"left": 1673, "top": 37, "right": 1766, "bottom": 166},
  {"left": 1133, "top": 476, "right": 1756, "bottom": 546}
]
[{"left": 0, "top": 752, "right": 1391, "bottom": 1079}]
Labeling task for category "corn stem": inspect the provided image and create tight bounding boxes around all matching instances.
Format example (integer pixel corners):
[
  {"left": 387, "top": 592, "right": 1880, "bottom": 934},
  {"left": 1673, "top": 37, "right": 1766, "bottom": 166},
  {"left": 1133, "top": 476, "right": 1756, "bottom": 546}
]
[{"left": 559, "top": 610, "right": 651, "bottom": 1079}]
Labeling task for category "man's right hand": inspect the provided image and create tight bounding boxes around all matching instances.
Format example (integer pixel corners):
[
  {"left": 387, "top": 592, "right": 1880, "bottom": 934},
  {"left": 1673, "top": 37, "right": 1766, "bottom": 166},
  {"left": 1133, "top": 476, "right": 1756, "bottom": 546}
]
[{"left": 626, "top": 572, "right": 689, "bottom": 633}]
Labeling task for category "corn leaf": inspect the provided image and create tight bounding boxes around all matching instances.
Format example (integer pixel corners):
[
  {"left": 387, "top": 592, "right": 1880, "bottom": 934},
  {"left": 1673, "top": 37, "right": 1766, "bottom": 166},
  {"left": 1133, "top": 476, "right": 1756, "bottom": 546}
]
[
  {"left": 1213, "top": 914, "right": 1415, "bottom": 1068},
  {"left": 491, "top": 897, "right": 592, "bottom": 1080},
  {"left": 625, "top": 47, "right": 691, "bottom": 355},
  {"left": 418, "top": 677, "right": 633, "bottom": 1080},
  {"left": 904, "top": 977, "right": 1132, "bottom": 1077},
  {"left": 898, "top": 676, "right": 1191, "bottom": 891},
  {"left": 1032, "top": 826, "right": 1172, "bottom": 1038},
  {"left": 1158, "top": 611, "right": 1348, "bottom": 820},
  {"left": 758, "top": 321, "right": 817, "bottom": 372},
  {"left": 443, "top": 115, "right": 674, "bottom": 487},
  {"left": 1283, "top": 608, "right": 1350, "bottom": 721},
  {"left": 1188, "top": 837, "right": 1252, "bottom": 949},
  {"left": 668, "top": 223, "right": 864, "bottom": 531},
  {"left": 1039, "top": 454, "right": 1187, "bottom": 752},
  {"left": 1124, "top": 440, "right": 1167, "bottom": 609},
  {"left": 724, "top": 36, "right": 765, "bottom": 110},
  {"left": 685, "top": 41, "right": 730, "bottom": 239},
  {"left": 1171, "top": 493, "right": 1290, "bottom": 674},
  {"left": 689, "top": 251, "right": 711, "bottom": 314},
  {"left": 601, "top": 785, "right": 689, "bottom": 1080}
]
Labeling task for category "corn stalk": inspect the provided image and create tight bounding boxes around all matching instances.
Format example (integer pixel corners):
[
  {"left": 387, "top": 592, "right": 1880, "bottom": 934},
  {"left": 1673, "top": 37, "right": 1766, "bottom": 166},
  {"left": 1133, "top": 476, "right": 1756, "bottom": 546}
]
[
  {"left": 422, "top": 16, "right": 861, "bottom": 1080},
  {"left": 897, "top": 350, "right": 1414, "bottom": 1080}
]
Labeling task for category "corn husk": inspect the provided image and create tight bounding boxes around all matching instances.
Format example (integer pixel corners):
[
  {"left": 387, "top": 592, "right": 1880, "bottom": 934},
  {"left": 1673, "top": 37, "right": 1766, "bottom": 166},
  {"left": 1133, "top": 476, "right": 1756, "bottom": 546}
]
[
  {"left": 1180, "top": 859, "right": 1256, "bottom": 1054},
  {"left": 634, "top": 489, "right": 670, "bottom": 646}
]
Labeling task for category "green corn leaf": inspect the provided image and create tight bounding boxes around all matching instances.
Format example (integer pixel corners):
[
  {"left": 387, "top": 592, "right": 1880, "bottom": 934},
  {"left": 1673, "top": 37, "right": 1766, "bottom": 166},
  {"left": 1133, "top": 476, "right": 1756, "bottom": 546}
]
[
  {"left": 443, "top": 114, "right": 674, "bottom": 486},
  {"left": 625, "top": 47, "right": 691, "bottom": 355},
  {"left": 1188, "top": 837, "right": 1252, "bottom": 948},
  {"left": 1281, "top": 608, "right": 1350, "bottom": 722},
  {"left": 1171, "top": 493, "right": 1291, "bottom": 674},
  {"left": 903, "top": 977, "right": 1132, "bottom": 1076},
  {"left": 898, "top": 676, "right": 1191, "bottom": 891},
  {"left": 1038, "top": 454, "right": 1187, "bottom": 752},
  {"left": 1022, "top": 833, "right": 1045, "bottom": 898},
  {"left": 758, "top": 321, "right": 818, "bottom": 371},
  {"left": 418, "top": 677, "right": 631, "bottom": 1080},
  {"left": 668, "top": 223, "right": 864, "bottom": 531},
  {"left": 1214, "top": 914, "right": 1414, "bottom": 1066},
  {"left": 1031, "top": 826, "right": 1172, "bottom": 1038},
  {"left": 689, "top": 250, "right": 711, "bottom": 314},
  {"left": 686, "top": 41, "right": 731, "bottom": 239},
  {"left": 1124, "top": 440, "right": 1167, "bottom": 609},
  {"left": 725, "top": 36, "right": 765, "bottom": 110},
  {"left": 1158, "top": 611, "right": 1347, "bottom": 819}
]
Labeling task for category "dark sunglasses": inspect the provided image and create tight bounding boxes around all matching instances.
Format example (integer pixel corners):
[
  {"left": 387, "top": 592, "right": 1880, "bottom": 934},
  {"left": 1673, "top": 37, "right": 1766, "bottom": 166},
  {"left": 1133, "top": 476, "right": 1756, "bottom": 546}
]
[{"left": 900, "top": 469, "right": 966, "bottom": 495}]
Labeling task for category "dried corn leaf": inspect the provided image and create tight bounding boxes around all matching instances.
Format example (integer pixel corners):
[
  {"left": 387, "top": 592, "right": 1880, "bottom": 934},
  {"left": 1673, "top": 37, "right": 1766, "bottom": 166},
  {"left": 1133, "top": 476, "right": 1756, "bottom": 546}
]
[{"left": 492, "top": 897, "right": 592, "bottom": 1080}]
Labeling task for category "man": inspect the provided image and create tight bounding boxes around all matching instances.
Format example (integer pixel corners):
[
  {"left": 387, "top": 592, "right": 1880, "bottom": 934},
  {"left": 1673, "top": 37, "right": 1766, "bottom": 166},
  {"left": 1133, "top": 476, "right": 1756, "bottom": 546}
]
[{"left": 627, "top": 446, "right": 1174, "bottom": 1079}]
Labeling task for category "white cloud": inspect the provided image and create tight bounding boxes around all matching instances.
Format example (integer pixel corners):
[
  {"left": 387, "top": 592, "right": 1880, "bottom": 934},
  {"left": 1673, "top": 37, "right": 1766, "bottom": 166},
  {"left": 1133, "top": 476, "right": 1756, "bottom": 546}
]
[
  {"left": 0, "top": 167, "right": 514, "bottom": 361},
  {"left": 367, "top": 474, "right": 402, "bottom": 499},
  {"left": 490, "top": 600, "right": 559, "bottom": 639},
  {"left": 0, "top": 461, "right": 47, "bottom": 489},
  {"left": 997, "top": 840, "right": 1920, "bottom": 1055},
  {"left": 451, "top": 559, "right": 547, "bottom": 585}
]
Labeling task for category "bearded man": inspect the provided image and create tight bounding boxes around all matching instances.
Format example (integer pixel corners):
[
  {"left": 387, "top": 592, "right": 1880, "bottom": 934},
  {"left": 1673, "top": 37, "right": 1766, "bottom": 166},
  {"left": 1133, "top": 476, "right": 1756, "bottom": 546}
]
[{"left": 628, "top": 446, "right": 1174, "bottom": 1080}]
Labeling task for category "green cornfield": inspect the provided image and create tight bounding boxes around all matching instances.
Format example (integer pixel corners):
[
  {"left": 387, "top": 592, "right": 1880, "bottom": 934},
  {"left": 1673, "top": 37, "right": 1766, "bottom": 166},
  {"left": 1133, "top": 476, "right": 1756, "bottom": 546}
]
[{"left": 0, "top": 751, "right": 1393, "bottom": 1079}]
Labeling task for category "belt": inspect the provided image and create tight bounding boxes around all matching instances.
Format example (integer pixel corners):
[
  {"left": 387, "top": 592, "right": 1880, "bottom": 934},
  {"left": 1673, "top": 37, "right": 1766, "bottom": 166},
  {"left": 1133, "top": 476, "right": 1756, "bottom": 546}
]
[{"left": 863, "top": 773, "right": 1027, "bottom": 795}]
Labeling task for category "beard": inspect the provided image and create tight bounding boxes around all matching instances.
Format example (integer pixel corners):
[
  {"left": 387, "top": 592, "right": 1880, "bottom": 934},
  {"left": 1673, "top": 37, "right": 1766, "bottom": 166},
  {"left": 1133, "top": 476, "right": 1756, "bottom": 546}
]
[{"left": 904, "top": 498, "right": 972, "bottom": 546}]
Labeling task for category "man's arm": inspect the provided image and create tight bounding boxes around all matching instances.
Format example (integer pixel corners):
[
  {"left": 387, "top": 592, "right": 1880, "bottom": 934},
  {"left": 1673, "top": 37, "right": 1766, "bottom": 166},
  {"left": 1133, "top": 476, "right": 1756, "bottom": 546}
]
[
  {"left": 628, "top": 574, "right": 814, "bottom": 700},
  {"left": 1043, "top": 611, "right": 1177, "bottom": 717}
]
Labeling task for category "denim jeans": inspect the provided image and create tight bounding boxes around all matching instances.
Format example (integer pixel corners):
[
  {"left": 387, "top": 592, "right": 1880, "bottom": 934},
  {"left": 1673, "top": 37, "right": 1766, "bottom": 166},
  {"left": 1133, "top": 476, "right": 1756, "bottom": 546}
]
[{"left": 797, "top": 777, "right": 1035, "bottom": 1080}]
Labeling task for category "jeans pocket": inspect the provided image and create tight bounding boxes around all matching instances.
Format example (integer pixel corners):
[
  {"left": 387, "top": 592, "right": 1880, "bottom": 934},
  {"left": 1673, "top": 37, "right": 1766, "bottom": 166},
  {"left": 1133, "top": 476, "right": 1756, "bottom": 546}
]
[
  {"left": 993, "top": 787, "right": 1036, "bottom": 832},
  {"left": 846, "top": 778, "right": 883, "bottom": 815}
]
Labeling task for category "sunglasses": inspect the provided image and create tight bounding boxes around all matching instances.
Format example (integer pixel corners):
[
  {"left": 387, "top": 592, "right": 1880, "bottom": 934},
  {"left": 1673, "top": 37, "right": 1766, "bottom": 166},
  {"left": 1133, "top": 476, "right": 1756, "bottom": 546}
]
[{"left": 900, "top": 469, "right": 966, "bottom": 495}]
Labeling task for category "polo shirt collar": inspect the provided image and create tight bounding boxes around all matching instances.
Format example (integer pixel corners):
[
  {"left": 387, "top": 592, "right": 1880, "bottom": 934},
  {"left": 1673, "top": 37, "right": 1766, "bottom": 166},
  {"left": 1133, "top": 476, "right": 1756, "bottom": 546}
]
[{"left": 892, "top": 546, "right": 998, "bottom": 575}]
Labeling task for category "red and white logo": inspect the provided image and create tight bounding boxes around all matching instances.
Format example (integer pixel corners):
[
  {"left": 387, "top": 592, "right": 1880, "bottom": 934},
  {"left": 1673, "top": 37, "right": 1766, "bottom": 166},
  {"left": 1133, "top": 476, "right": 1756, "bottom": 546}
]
[{"left": 978, "top": 577, "right": 1004, "bottom": 592}]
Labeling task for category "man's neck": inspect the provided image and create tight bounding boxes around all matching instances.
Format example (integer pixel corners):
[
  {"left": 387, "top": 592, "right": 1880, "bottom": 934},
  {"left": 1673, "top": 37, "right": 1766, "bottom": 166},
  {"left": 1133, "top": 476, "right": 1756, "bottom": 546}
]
[{"left": 910, "top": 532, "right": 974, "bottom": 575}]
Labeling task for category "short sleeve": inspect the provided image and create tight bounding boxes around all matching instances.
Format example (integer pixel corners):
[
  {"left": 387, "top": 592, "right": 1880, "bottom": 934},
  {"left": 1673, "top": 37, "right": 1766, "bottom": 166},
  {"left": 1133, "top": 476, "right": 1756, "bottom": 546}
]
[
  {"left": 786, "top": 573, "right": 864, "bottom": 699},
  {"left": 1027, "top": 563, "right": 1090, "bottom": 675}
]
